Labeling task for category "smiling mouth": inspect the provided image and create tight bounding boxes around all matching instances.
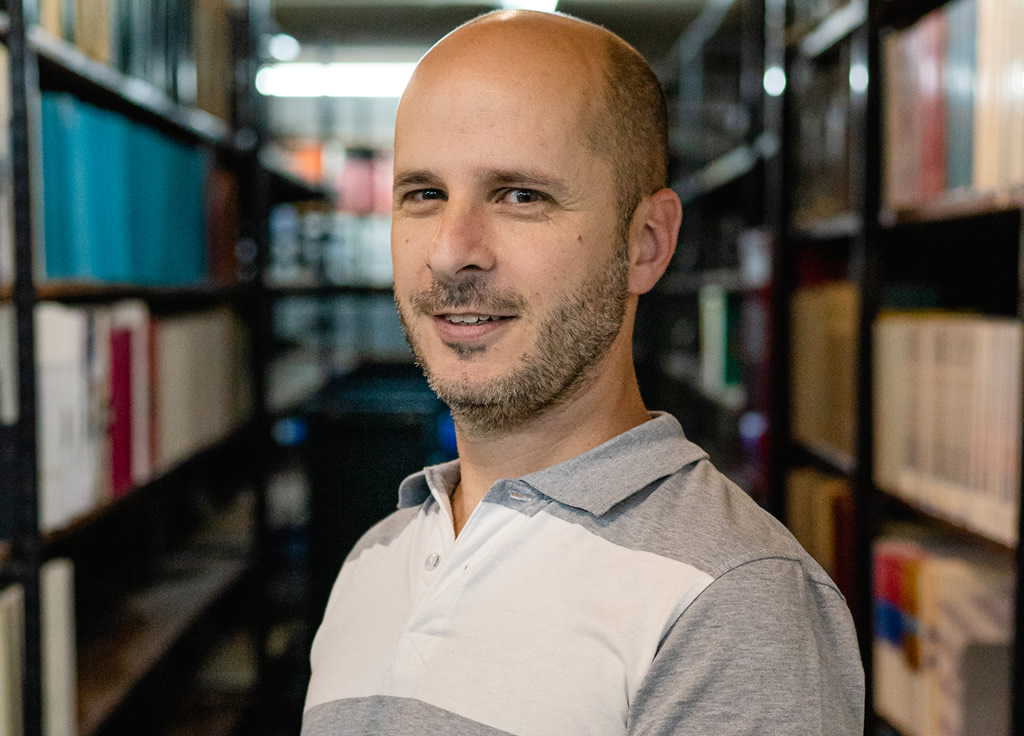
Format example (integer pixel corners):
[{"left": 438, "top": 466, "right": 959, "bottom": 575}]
[{"left": 441, "top": 313, "right": 514, "bottom": 325}]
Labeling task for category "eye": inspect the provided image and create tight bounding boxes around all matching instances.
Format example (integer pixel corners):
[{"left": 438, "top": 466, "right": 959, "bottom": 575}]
[
  {"left": 407, "top": 188, "right": 446, "bottom": 202},
  {"left": 498, "top": 188, "right": 545, "bottom": 205}
]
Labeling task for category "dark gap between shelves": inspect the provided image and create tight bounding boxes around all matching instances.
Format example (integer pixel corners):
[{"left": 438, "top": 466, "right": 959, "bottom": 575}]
[{"left": 76, "top": 556, "right": 250, "bottom": 736}]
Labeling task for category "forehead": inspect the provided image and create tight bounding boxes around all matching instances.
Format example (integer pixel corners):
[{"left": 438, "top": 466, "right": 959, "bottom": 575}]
[
  {"left": 394, "top": 26, "right": 607, "bottom": 177},
  {"left": 398, "top": 72, "right": 584, "bottom": 156}
]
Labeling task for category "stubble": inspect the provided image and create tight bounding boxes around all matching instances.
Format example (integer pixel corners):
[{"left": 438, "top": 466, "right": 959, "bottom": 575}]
[{"left": 395, "top": 249, "right": 630, "bottom": 436}]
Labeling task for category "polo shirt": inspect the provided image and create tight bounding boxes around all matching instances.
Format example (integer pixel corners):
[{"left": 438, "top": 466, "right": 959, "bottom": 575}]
[{"left": 303, "top": 412, "right": 865, "bottom": 735}]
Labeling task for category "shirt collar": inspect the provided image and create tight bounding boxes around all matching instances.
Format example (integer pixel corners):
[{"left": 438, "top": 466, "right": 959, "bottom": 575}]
[{"left": 397, "top": 412, "right": 707, "bottom": 517}]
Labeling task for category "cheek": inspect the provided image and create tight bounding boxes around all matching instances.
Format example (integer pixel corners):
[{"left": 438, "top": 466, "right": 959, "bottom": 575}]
[{"left": 390, "top": 229, "right": 425, "bottom": 280}]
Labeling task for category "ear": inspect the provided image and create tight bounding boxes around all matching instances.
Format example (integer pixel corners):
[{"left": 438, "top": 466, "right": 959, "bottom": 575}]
[{"left": 627, "top": 188, "right": 681, "bottom": 295}]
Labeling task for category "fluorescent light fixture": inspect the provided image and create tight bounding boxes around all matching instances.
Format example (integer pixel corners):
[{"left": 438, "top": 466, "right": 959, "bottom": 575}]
[
  {"left": 256, "top": 62, "right": 418, "bottom": 98},
  {"left": 762, "top": 66, "right": 786, "bottom": 97},
  {"left": 849, "top": 62, "right": 869, "bottom": 93},
  {"left": 500, "top": 0, "right": 558, "bottom": 11},
  {"left": 269, "top": 33, "right": 301, "bottom": 62}
]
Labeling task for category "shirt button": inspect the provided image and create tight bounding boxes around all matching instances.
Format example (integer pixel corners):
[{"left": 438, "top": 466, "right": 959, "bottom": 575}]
[{"left": 425, "top": 552, "right": 441, "bottom": 570}]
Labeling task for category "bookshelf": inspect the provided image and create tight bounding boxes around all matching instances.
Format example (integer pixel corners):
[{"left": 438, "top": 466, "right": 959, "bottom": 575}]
[
  {"left": 636, "top": 0, "right": 782, "bottom": 510},
  {"left": 0, "top": 2, "right": 329, "bottom": 735},
  {"left": 777, "top": 0, "right": 1024, "bottom": 731}
]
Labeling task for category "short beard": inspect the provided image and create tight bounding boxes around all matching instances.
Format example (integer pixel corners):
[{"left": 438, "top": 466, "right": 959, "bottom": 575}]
[{"left": 395, "top": 247, "right": 630, "bottom": 436}]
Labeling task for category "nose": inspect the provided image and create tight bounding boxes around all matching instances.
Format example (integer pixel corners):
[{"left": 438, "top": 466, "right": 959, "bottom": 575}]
[{"left": 426, "top": 199, "right": 496, "bottom": 281}]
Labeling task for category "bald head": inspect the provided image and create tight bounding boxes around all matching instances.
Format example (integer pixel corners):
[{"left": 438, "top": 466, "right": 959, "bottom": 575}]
[{"left": 402, "top": 10, "right": 668, "bottom": 237}]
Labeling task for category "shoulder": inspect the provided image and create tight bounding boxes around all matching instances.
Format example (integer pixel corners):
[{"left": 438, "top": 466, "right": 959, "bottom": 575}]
[
  {"left": 551, "top": 453, "right": 839, "bottom": 594},
  {"left": 615, "top": 462, "right": 864, "bottom": 734}
]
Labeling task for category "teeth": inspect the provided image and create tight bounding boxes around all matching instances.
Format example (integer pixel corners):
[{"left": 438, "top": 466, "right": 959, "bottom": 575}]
[{"left": 446, "top": 314, "right": 494, "bottom": 324}]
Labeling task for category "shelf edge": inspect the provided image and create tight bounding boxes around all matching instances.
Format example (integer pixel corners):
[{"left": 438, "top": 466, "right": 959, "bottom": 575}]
[
  {"left": 879, "top": 188, "right": 1024, "bottom": 227},
  {"left": 796, "top": 1, "right": 867, "bottom": 59},
  {"left": 28, "top": 25, "right": 233, "bottom": 149}
]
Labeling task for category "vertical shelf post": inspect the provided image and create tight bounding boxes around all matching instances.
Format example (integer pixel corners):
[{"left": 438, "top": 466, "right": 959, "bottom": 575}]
[
  {"left": 1014, "top": 211, "right": 1024, "bottom": 736},
  {"left": 7, "top": 1, "right": 42, "bottom": 734},
  {"left": 763, "top": 0, "right": 788, "bottom": 522}
]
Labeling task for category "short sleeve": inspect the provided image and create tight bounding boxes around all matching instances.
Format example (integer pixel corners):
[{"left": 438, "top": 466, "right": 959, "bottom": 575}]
[{"left": 626, "top": 557, "right": 864, "bottom": 736}]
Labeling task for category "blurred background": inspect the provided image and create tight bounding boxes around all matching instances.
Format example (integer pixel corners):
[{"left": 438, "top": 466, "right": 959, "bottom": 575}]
[{"left": 0, "top": 0, "right": 1021, "bottom": 734}]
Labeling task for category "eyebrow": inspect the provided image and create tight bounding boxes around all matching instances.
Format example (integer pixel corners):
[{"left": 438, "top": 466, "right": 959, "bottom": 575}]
[
  {"left": 393, "top": 169, "right": 441, "bottom": 192},
  {"left": 392, "top": 167, "right": 575, "bottom": 200},
  {"left": 482, "top": 168, "right": 573, "bottom": 200}
]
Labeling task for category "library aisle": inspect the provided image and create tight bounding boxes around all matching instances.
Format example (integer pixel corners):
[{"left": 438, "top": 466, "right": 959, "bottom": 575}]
[{"left": 1, "top": 0, "right": 1022, "bottom": 735}]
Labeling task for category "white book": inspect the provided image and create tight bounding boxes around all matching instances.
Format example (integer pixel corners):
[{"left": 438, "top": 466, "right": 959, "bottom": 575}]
[
  {"left": 930, "top": 557, "right": 1013, "bottom": 736},
  {"left": 965, "top": 320, "right": 988, "bottom": 532},
  {"left": 35, "top": 303, "right": 89, "bottom": 532},
  {"left": 943, "top": 320, "right": 974, "bottom": 525},
  {"left": 995, "top": 321, "right": 1021, "bottom": 545},
  {"left": 979, "top": 322, "right": 1011, "bottom": 543},
  {"left": 929, "top": 321, "right": 955, "bottom": 519},
  {"left": 698, "top": 284, "right": 728, "bottom": 397},
  {"left": 978, "top": 321, "right": 1004, "bottom": 540},
  {"left": 0, "top": 304, "right": 17, "bottom": 426},
  {"left": 0, "top": 583, "right": 25, "bottom": 736},
  {"left": 40, "top": 559, "right": 76, "bottom": 736},
  {"left": 873, "top": 314, "right": 907, "bottom": 491},
  {"left": 78, "top": 308, "right": 110, "bottom": 517},
  {"left": 153, "top": 307, "right": 246, "bottom": 472},
  {"left": 918, "top": 320, "right": 939, "bottom": 514},
  {"left": 897, "top": 319, "right": 926, "bottom": 506}
]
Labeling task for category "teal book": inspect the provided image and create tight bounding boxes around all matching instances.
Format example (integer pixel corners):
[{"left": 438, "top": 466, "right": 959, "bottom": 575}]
[
  {"left": 81, "top": 105, "right": 132, "bottom": 282},
  {"left": 39, "top": 93, "right": 70, "bottom": 279},
  {"left": 153, "top": 139, "right": 207, "bottom": 285},
  {"left": 127, "top": 123, "right": 168, "bottom": 284},
  {"left": 944, "top": 0, "right": 976, "bottom": 190},
  {"left": 62, "top": 96, "right": 96, "bottom": 279},
  {"left": 40, "top": 93, "right": 97, "bottom": 280},
  {"left": 179, "top": 146, "right": 210, "bottom": 284}
]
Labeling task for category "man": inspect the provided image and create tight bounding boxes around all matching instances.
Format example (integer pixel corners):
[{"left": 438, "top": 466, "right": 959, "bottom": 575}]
[{"left": 304, "top": 10, "right": 864, "bottom": 735}]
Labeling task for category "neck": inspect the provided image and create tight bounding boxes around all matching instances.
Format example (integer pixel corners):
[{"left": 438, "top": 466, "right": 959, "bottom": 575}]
[{"left": 449, "top": 337, "right": 650, "bottom": 534}]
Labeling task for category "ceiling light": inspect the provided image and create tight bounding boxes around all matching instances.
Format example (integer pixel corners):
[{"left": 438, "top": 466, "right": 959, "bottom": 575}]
[
  {"left": 255, "top": 62, "right": 418, "bottom": 98},
  {"left": 849, "top": 63, "right": 869, "bottom": 93},
  {"left": 500, "top": 0, "right": 559, "bottom": 11},
  {"left": 268, "top": 33, "right": 301, "bottom": 62},
  {"left": 762, "top": 66, "right": 786, "bottom": 97}
]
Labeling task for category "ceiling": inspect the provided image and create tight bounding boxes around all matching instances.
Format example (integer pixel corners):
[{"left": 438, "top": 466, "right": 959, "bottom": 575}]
[{"left": 270, "top": 0, "right": 705, "bottom": 64}]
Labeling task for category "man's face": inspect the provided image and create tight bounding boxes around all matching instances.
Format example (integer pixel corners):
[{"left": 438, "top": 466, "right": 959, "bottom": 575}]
[{"left": 391, "top": 48, "right": 630, "bottom": 433}]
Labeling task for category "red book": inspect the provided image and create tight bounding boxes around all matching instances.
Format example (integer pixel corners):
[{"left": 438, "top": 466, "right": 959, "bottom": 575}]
[
  {"left": 918, "top": 11, "right": 949, "bottom": 198},
  {"left": 109, "top": 328, "right": 133, "bottom": 497}
]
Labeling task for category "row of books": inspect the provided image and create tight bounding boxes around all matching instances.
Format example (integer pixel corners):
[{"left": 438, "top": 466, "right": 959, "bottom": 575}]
[
  {"left": 790, "top": 281, "right": 859, "bottom": 461},
  {"left": 0, "top": 559, "right": 76, "bottom": 736},
  {"left": 873, "top": 313, "right": 1022, "bottom": 546},
  {"left": 31, "top": 301, "right": 251, "bottom": 533},
  {"left": 697, "top": 284, "right": 745, "bottom": 405},
  {"left": 883, "top": 0, "right": 1024, "bottom": 209},
  {"left": 268, "top": 207, "right": 393, "bottom": 288},
  {"left": 873, "top": 529, "right": 1013, "bottom": 736},
  {"left": 40, "top": 92, "right": 236, "bottom": 286},
  {"left": 31, "top": 0, "right": 234, "bottom": 122},
  {"left": 281, "top": 142, "right": 393, "bottom": 217}
]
